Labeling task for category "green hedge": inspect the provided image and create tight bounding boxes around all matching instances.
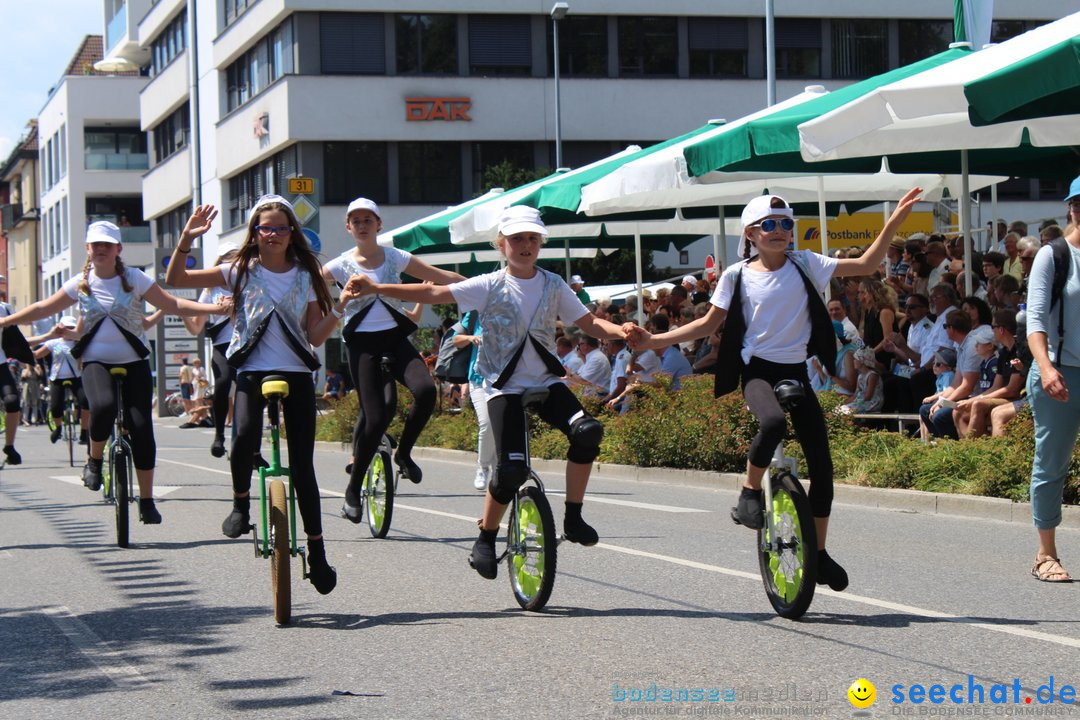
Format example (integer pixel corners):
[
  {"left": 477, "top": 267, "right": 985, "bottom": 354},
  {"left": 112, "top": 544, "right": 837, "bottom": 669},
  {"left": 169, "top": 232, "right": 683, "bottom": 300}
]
[{"left": 316, "top": 375, "right": 1079, "bottom": 504}]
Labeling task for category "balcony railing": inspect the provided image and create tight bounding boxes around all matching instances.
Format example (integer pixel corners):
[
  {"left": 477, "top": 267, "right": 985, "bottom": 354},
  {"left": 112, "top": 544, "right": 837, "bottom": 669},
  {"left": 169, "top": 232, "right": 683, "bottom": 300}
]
[
  {"left": 85, "top": 153, "right": 149, "bottom": 171},
  {"left": 1, "top": 203, "right": 20, "bottom": 230},
  {"left": 106, "top": 6, "right": 128, "bottom": 51},
  {"left": 120, "top": 226, "right": 151, "bottom": 243}
]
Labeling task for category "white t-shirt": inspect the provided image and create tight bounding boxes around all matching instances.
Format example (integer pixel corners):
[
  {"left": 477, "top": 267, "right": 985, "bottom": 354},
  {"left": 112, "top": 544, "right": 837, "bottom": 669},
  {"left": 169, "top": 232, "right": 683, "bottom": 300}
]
[
  {"left": 633, "top": 349, "right": 662, "bottom": 382},
  {"left": 450, "top": 270, "right": 588, "bottom": 397},
  {"left": 324, "top": 246, "right": 413, "bottom": 333},
  {"left": 45, "top": 338, "right": 80, "bottom": 379},
  {"left": 198, "top": 286, "right": 234, "bottom": 345},
  {"left": 578, "top": 347, "right": 611, "bottom": 394},
  {"left": 609, "top": 347, "right": 632, "bottom": 395},
  {"left": 562, "top": 350, "right": 584, "bottom": 373},
  {"left": 221, "top": 264, "right": 316, "bottom": 373},
  {"left": 711, "top": 251, "right": 837, "bottom": 365},
  {"left": 955, "top": 329, "right": 983, "bottom": 376},
  {"left": 63, "top": 269, "right": 155, "bottom": 364}
]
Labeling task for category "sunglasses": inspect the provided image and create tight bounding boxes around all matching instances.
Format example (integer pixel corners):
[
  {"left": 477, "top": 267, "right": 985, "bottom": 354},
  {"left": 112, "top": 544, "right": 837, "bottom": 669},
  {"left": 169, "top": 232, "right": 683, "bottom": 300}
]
[
  {"left": 942, "top": 323, "right": 952, "bottom": 329},
  {"left": 753, "top": 218, "right": 795, "bottom": 233},
  {"left": 255, "top": 225, "right": 292, "bottom": 236}
]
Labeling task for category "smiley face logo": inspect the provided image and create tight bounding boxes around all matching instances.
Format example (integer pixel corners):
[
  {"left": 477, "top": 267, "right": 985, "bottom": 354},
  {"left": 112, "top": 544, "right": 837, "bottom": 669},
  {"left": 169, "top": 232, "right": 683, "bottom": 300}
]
[{"left": 848, "top": 678, "right": 876, "bottom": 709}]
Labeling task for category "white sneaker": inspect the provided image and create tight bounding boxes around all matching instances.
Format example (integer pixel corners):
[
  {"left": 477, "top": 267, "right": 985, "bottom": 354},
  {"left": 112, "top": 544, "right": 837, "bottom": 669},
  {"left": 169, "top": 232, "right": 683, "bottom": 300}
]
[{"left": 473, "top": 466, "right": 488, "bottom": 491}]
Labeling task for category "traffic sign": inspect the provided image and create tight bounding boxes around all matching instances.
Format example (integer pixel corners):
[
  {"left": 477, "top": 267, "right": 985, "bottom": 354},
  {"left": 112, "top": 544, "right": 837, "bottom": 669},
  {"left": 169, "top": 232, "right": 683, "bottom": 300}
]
[
  {"left": 288, "top": 177, "right": 314, "bottom": 195},
  {"left": 705, "top": 254, "right": 716, "bottom": 282}
]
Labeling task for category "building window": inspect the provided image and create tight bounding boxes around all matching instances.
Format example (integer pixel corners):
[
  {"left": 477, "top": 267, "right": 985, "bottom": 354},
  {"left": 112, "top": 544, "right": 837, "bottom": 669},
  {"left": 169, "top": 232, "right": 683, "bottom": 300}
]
[
  {"left": 689, "top": 17, "right": 748, "bottom": 78},
  {"left": 155, "top": 203, "right": 194, "bottom": 249},
  {"left": 898, "top": 20, "right": 950, "bottom": 66},
  {"left": 323, "top": 142, "right": 389, "bottom": 204},
  {"left": 471, "top": 142, "right": 535, "bottom": 195},
  {"left": 150, "top": 9, "right": 187, "bottom": 77},
  {"left": 399, "top": 143, "right": 461, "bottom": 204},
  {"left": 618, "top": 16, "right": 677, "bottom": 77},
  {"left": 320, "top": 14, "right": 385, "bottom": 75},
  {"left": 151, "top": 103, "right": 190, "bottom": 165},
  {"left": 223, "top": 0, "right": 254, "bottom": 28},
  {"left": 84, "top": 126, "right": 148, "bottom": 171},
  {"left": 548, "top": 15, "right": 608, "bottom": 77},
  {"left": 832, "top": 19, "right": 887, "bottom": 78},
  {"left": 226, "top": 146, "right": 298, "bottom": 229},
  {"left": 469, "top": 15, "right": 531, "bottom": 76},
  {"left": 61, "top": 196, "right": 69, "bottom": 250},
  {"left": 991, "top": 20, "right": 1044, "bottom": 43},
  {"left": 58, "top": 124, "right": 67, "bottom": 179},
  {"left": 775, "top": 19, "right": 821, "bottom": 78},
  {"left": 397, "top": 14, "right": 457, "bottom": 75},
  {"left": 225, "top": 18, "right": 295, "bottom": 112}
]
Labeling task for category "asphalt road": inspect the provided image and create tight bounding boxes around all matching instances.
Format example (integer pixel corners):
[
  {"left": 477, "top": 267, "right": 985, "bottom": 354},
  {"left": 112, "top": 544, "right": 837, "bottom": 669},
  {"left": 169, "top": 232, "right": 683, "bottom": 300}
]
[{"left": 1, "top": 416, "right": 1078, "bottom": 720}]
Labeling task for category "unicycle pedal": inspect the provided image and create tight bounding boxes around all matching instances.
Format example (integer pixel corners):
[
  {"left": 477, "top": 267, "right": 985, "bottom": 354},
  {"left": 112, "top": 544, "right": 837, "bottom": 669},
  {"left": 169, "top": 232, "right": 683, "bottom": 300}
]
[{"left": 730, "top": 507, "right": 742, "bottom": 526}]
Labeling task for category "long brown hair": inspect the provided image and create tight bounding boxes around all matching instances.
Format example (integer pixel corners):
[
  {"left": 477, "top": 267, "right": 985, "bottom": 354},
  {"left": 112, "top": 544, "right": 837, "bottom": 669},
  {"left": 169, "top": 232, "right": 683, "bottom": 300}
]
[
  {"left": 230, "top": 202, "right": 333, "bottom": 314},
  {"left": 78, "top": 253, "right": 133, "bottom": 295}
]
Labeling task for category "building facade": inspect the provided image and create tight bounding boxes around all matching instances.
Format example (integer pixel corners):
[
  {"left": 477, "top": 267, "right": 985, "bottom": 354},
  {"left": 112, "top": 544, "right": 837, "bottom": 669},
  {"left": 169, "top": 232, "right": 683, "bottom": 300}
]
[{"left": 1, "top": 122, "right": 41, "bottom": 310}]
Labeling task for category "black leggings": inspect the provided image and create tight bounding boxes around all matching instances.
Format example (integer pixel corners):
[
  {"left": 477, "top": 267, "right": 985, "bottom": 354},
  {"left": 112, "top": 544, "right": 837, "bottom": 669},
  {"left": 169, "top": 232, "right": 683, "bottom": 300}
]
[
  {"left": 486, "top": 381, "right": 596, "bottom": 468},
  {"left": 232, "top": 371, "right": 322, "bottom": 537},
  {"left": 742, "top": 357, "right": 834, "bottom": 518},
  {"left": 48, "top": 377, "right": 88, "bottom": 418},
  {"left": 210, "top": 344, "right": 234, "bottom": 437},
  {"left": 0, "top": 363, "right": 20, "bottom": 413},
  {"left": 345, "top": 328, "right": 435, "bottom": 496},
  {"left": 82, "top": 360, "right": 156, "bottom": 470}
]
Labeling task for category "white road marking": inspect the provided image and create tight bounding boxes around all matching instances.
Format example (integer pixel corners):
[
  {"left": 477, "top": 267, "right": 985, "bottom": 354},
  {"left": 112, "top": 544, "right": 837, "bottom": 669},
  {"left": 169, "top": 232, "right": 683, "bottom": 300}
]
[
  {"left": 0, "top": 550, "right": 12, "bottom": 559},
  {"left": 41, "top": 606, "right": 149, "bottom": 687},
  {"left": 546, "top": 489, "right": 706, "bottom": 513},
  {"left": 156, "top": 457, "right": 1080, "bottom": 649},
  {"left": 50, "top": 476, "right": 180, "bottom": 498},
  {"left": 156, "top": 458, "right": 230, "bottom": 476}
]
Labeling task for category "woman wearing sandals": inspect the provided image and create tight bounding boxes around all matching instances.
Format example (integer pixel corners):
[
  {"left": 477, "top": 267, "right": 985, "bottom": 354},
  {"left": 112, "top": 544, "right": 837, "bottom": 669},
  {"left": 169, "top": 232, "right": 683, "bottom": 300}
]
[
  {"left": 0, "top": 221, "right": 226, "bottom": 524},
  {"left": 1024, "top": 176, "right": 1080, "bottom": 583},
  {"left": 322, "top": 197, "right": 462, "bottom": 523},
  {"left": 627, "top": 188, "right": 921, "bottom": 593},
  {"left": 345, "top": 206, "right": 626, "bottom": 580},
  {"left": 166, "top": 197, "right": 357, "bottom": 595}
]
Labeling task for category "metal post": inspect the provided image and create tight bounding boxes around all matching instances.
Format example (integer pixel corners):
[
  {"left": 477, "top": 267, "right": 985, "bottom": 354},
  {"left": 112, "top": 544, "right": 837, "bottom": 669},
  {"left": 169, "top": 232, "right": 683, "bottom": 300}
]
[
  {"left": 990, "top": 181, "right": 999, "bottom": 251},
  {"left": 551, "top": 3, "right": 569, "bottom": 280},
  {"left": 187, "top": 0, "right": 201, "bottom": 207},
  {"left": 765, "top": 0, "right": 776, "bottom": 106},
  {"left": 961, "top": 149, "right": 972, "bottom": 296}
]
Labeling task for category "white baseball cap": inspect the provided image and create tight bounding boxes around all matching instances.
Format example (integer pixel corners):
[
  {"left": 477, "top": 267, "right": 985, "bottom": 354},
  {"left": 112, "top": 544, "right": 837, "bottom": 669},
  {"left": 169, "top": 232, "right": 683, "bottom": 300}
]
[
  {"left": 970, "top": 326, "right": 996, "bottom": 345},
  {"left": 346, "top": 197, "right": 380, "bottom": 218},
  {"left": 738, "top": 194, "right": 794, "bottom": 259},
  {"left": 59, "top": 316, "right": 78, "bottom": 328},
  {"left": 498, "top": 206, "right": 548, "bottom": 237},
  {"left": 247, "top": 194, "right": 300, "bottom": 225},
  {"left": 682, "top": 275, "right": 697, "bottom": 285},
  {"left": 570, "top": 274, "right": 584, "bottom": 285},
  {"left": 86, "top": 221, "right": 122, "bottom": 244}
]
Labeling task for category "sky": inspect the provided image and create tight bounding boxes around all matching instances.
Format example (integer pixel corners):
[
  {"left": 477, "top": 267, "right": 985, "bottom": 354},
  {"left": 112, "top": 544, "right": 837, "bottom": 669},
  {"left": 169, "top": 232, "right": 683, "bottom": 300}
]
[{"left": 0, "top": 1, "right": 104, "bottom": 161}]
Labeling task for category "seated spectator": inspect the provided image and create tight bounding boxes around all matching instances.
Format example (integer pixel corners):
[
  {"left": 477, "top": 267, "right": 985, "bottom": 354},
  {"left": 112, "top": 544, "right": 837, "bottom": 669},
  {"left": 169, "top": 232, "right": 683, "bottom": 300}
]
[
  {"left": 918, "top": 348, "right": 956, "bottom": 442},
  {"left": 649, "top": 313, "right": 693, "bottom": 390},
  {"left": 987, "top": 273, "right": 1021, "bottom": 312},
  {"left": 962, "top": 295, "right": 994, "bottom": 331},
  {"left": 827, "top": 298, "right": 859, "bottom": 341},
  {"left": 568, "top": 335, "right": 611, "bottom": 396},
  {"left": 919, "top": 309, "right": 980, "bottom": 439},
  {"left": 837, "top": 347, "right": 884, "bottom": 415},
  {"left": 1039, "top": 225, "right": 1064, "bottom": 246},
  {"left": 829, "top": 321, "right": 860, "bottom": 398},
  {"left": 692, "top": 279, "right": 711, "bottom": 305},
  {"left": 955, "top": 311, "right": 1024, "bottom": 438},
  {"left": 323, "top": 369, "right": 346, "bottom": 400},
  {"left": 600, "top": 337, "right": 632, "bottom": 411},
  {"left": 557, "top": 335, "right": 584, "bottom": 373}
]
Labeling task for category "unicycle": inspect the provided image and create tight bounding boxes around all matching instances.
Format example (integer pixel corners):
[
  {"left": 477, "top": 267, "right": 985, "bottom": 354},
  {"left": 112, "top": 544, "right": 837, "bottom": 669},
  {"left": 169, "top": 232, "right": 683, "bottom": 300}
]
[
  {"left": 251, "top": 375, "right": 307, "bottom": 625},
  {"left": 734, "top": 379, "right": 817, "bottom": 620},
  {"left": 103, "top": 368, "right": 136, "bottom": 548},
  {"left": 349, "top": 353, "right": 400, "bottom": 538},
  {"left": 498, "top": 386, "right": 559, "bottom": 612}
]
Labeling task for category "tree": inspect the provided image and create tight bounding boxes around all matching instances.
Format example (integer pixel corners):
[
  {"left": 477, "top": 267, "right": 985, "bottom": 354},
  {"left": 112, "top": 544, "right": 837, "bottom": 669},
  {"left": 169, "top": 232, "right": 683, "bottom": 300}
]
[{"left": 478, "top": 161, "right": 550, "bottom": 197}]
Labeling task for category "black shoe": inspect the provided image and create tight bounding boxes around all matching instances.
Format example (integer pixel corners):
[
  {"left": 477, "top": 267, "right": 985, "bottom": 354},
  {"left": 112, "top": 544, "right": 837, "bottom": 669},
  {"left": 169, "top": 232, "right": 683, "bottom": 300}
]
[
  {"left": 221, "top": 509, "right": 252, "bottom": 538},
  {"left": 253, "top": 454, "right": 269, "bottom": 470},
  {"left": 82, "top": 459, "right": 103, "bottom": 491},
  {"left": 3, "top": 446, "right": 21, "bottom": 466},
  {"left": 344, "top": 462, "right": 354, "bottom": 475},
  {"left": 730, "top": 487, "right": 764, "bottom": 530},
  {"left": 50, "top": 426, "right": 63, "bottom": 444},
  {"left": 307, "top": 558, "right": 338, "bottom": 595},
  {"left": 340, "top": 502, "right": 363, "bottom": 524},
  {"left": 468, "top": 531, "right": 498, "bottom": 580},
  {"left": 199, "top": 418, "right": 214, "bottom": 428},
  {"left": 394, "top": 450, "right": 422, "bottom": 484},
  {"left": 179, "top": 421, "right": 197, "bottom": 429},
  {"left": 563, "top": 514, "right": 599, "bottom": 546},
  {"left": 139, "top": 499, "right": 162, "bottom": 525},
  {"left": 210, "top": 436, "right": 226, "bottom": 458},
  {"left": 817, "top": 549, "right": 849, "bottom": 592}
]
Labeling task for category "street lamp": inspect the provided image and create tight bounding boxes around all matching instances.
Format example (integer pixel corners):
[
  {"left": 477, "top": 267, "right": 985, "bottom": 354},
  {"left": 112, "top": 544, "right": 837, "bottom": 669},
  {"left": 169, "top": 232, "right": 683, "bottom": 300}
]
[
  {"left": 551, "top": 3, "right": 570, "bottom": 280},
  {"left": 551, "top": 3, "right": 569, "bottom": 169}
]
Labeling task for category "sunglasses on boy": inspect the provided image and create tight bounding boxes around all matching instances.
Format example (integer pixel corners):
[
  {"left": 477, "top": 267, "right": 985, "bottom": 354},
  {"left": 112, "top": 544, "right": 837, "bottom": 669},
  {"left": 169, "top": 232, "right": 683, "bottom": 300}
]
[{"left": 753, "top": 218, "right": 795, "bottom": 233}]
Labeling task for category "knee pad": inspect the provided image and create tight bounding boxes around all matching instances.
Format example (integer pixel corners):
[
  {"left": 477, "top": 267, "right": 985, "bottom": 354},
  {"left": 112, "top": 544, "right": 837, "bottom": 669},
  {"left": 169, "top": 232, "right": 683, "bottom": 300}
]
[
  {"left": 490, "top": 460, "right": 530, "bottom": 504},
  {"left": 2, "top": 393, "right": 19, "bottom": 414},
  {"left": 567, "top": 416, "right": 604, "bottom": 464}
]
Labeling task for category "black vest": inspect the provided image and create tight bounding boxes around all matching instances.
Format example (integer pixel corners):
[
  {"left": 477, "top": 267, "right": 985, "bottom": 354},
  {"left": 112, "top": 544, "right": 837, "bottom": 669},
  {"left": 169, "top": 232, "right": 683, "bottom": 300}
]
[{"left": 712, "top": 254, "right": 837, "bottom": 398}]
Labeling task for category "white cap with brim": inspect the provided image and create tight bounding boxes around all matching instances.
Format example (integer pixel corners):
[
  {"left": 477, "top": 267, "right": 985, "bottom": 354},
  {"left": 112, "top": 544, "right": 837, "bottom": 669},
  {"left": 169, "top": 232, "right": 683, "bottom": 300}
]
[
  {"left": 59, "top": 316, "right": 78, "bottom": 328},
  {"left": 247, "top": 194, "right": 300, "bottom": 225},
  {"left": 970, "top": 326, "right": 996, "bottom": 345},
  {"left": 86, "top": 221, "right": 122, "bottom": 244},
  {"left": 738, "top": 195, "right": 794, "bottom": 259},
  {"left": 682, "top": 275, "right": 697, "bottom": 285},
  {"left": 346, "top": 197, "right": 380, "bottom": 218},
  {"left": 570, "top": 274, "right": 584, "bottom": 285},
  {"left": 498, "top": 206, "right": 548, "bottom": 237}
]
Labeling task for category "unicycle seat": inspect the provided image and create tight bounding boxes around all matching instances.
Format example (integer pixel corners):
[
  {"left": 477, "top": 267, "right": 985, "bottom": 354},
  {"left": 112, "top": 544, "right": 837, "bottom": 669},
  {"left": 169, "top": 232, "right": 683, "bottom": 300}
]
[
  {"left": 109, "top": 367, "right": 128, "bottom": 378},
  {"left": 521, "top": 386, "right": 549, "bottom": 410},
  {"left": 261, "top": 375, "right": 290, "bottom": 398}
]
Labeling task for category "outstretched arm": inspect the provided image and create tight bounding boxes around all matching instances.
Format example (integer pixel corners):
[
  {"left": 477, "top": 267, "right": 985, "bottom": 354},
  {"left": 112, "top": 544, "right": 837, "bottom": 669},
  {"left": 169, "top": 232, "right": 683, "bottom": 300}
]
[
  {"left": 628, "top": 305, "right": 727, "bottom": 352},
  {"left": 0, "top": 289, "right": 76, "bottom": 328},
  {"left": 143, "top": 285, "right": 229, "bottom": 318},
  {"left": 835, "top": 188, "right": 922, "bottom": 278},
  {"left": 404, "top": 257, "right": 465, "bottom": 285},
  {"left": 347, "top": 274, "right": 457, "bottom": 305}
]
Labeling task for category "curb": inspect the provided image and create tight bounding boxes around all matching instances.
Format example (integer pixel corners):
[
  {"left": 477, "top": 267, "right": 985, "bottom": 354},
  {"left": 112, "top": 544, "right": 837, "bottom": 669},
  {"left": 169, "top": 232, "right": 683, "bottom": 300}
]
[{"left": 377, "top": 445, "right": 1079, "bottom": 531}]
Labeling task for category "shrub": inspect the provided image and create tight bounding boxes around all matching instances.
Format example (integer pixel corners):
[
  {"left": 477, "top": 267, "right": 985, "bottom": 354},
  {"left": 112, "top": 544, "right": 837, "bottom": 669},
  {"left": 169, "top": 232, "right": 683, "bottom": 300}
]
[{"left": 314, "top": 374, "right": 1080, "bottom": 503}]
